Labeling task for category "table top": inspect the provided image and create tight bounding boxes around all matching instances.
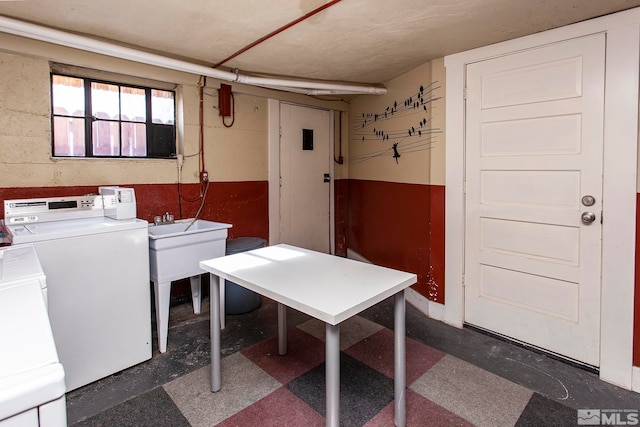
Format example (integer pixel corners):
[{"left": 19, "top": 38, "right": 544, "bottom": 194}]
[{"left": 200, "top": 244, "right": 417, "bottom": 325}]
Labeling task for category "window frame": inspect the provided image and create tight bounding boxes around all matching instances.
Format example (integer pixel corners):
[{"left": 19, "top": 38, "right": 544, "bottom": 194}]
[{"left": 50, "top": 73, "right": 177, "bottom": 159}]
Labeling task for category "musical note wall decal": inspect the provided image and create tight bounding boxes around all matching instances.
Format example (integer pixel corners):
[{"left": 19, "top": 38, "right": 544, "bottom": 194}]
[{"left": 352, "top": 82, "right": 442, "bottom": 165}]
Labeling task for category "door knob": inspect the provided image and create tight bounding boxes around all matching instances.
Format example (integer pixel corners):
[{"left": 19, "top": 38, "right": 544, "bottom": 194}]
[{"left": 581, "top": 212, "right": 596, "bottom": 224}]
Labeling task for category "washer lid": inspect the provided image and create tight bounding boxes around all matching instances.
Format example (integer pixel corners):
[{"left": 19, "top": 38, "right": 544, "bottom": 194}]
[
  {"left": 7, "top": 216, "right": 148, "bottom": 244},
  {"left": 0, "top": 244, "right": 46, "bottom": 290},
  {"left": 0, "top": 281, "right": 59, "bottom": 377}
]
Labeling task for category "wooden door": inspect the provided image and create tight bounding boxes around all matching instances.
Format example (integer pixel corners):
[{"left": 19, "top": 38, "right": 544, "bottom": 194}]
[
  {"left": 464, "top": 34, "right": 605, "bottom": 366},
  {"left": 280, "top": 103, "right": 331, "bottom": 253}
]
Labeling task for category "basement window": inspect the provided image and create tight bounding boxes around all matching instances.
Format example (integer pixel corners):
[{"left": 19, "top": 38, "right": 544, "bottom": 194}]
[{"left": 51, "top": 74, "right": 176, "bottom": 158}]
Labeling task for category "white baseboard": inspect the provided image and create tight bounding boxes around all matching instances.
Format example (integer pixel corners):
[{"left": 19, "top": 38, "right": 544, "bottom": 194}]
[
  {"left": 632, "top": 366, "right": 640, "bottom": 392},
  {"left": 346, "top": 248, "right": 370, "bottom": 263}
]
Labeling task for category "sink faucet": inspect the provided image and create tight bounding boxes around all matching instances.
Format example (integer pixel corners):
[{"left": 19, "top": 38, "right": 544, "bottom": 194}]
[{"left": 154, "top": 212, "right": 175, "bottom": 225}]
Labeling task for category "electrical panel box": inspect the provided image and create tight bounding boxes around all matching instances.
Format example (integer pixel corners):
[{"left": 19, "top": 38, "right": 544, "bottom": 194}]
[{"left": 218, "top": 84, "right": 232, "bottom": 117}]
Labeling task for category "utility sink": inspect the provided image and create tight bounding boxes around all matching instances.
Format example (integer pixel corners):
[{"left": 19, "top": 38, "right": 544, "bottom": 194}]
[
  {"left": 148, "top": 218, "right": 232, "bottom": 353},
  {"left": 149, "top": 219, "right": 232, "bottom": 253},
  {"left": 148, "top": 218, "right": 232, "bottom": 287}
]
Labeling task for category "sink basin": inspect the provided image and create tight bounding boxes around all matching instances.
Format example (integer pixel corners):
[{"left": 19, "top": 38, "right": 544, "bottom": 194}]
[
  {"left": 148, "top": 218, "right": 232, "bottom": 353},
  {"left": 148, "top": 219, "right": 232, "bottom": 282},
  {"left": 149, "top": 218, "right": 230, "bottom": 240}
]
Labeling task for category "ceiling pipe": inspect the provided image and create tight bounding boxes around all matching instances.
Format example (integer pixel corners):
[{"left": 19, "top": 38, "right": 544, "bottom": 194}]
[
  {"left": 255, "top": 84, "right": 359, "bottom": 96},
  {"left": 213, "top": 0, "right": 342, "bottom": 69},
  {"left": 0, "top": 15, "right": 387, "bottom": 95}
]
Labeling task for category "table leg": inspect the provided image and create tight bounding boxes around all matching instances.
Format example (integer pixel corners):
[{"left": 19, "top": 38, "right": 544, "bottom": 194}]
[
  {"left": 220, "top": 279, "right": 226, "bottom": 330},
  {"left": 210, "top": 274, "right": 221, "bottom": 392},
  {"left": 394, "top": 291, "right": 406, "bottom": 427},
  {"left": 278, "top": 303, "right": 287, "bottom": 355},
  {"left": 326, "top": 323, "right": 340, "bottom": 427}
]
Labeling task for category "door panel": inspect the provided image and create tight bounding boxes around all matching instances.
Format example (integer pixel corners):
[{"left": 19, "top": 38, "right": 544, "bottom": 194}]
[
  {"left": 279, "top": 103, "right": 331, "bottom": 253},
  {"left": 480, "top": 56, "right": 583, "bottom": 108},
  {"left": 479, "top": 265, "right": 579, "bottom": 321},
  {"left": 481, "top": 114, "right": 581, "bottom": 155},
  {"left": 465, "top": 34, "right": 605, "bottom": 366}
]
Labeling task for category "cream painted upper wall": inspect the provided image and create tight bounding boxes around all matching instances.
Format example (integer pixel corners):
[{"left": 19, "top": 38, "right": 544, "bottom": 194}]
[
  {"left": 0, "top": 34, "right": 348, "bottom": 187},
  {"left": 185, "top": 86, "right": 269, "bottom": 182},
  {"left": 1, "top": 54, "right": 53, "bottom": 185},
  {"left": 429, "top": 58, "right": 446, "bottom": 186},
  {"left": 348, "top": 61, "right": 444, "bottom": 185}
]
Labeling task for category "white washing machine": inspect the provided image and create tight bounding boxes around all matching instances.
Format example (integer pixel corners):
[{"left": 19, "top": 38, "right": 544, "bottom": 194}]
[
  {"left": 4, "top": 189, "right": 152, "bottom": 392},
  {"left": 0, "top": 244, "right": 67, "bottom": 427}
]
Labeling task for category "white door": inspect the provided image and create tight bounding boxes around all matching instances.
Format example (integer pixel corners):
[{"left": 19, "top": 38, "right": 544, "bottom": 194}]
[
  {"left": 279, "top": 103, "right": 331, "bottom": 253},
  {"left": 464, "top": 34, "right": 605, "bottom": 366}
]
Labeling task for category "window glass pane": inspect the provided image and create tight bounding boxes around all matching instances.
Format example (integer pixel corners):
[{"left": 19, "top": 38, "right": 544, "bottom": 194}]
[
  {"left": 121, "top": 86, "right": 146, "bottom": 122},
  {"left": 52, "top": 74, "right": 175, "bottom": 159},
  {"left": 121, "top": 122, "right": 147, "bottom": 157},
  {"left": 92, "top": 120, "right": 120, "bottom": 156},
  {"left": 91, "top": 82, "right": 119, "bottom": 120},
  {"left": 53, "top": 116, "right": 85, "bottom": 156},
  {"left": 52, "top": 76, "right": 84, "bottom": 116},
  {"left": 151, "top": 89, "right": 175, "bottom": 124},
  {"left": 148, "top": 124, "right": 175, "bottom": 157}
]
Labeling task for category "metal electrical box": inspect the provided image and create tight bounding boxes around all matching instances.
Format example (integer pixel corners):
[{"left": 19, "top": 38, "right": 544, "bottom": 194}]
[{"left": 218, "top": 84, "right": 232, "bottom": 117}]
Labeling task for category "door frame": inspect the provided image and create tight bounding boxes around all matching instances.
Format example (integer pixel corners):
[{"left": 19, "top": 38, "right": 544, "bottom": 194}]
[
  {"left": 444, "top": 9, "right": 640, "bottom": 388},
  {"left": 267, "top": 99, "right": 335, "bottom": 253}
]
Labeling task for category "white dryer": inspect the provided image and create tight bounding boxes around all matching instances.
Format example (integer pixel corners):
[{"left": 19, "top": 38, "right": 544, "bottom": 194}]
[{"left": 0, "top": 244, "right": 66, "bottom": 427}]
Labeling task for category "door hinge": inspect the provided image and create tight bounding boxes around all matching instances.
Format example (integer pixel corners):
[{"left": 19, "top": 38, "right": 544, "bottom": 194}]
[
  {"left": 462, "top": 274, "right": 465, "bottom": 287},
  {"left": 463, "top": 86, "right": 467, "bottom": 100},
  {"left": 463, "top": 181, "right": 467, "bottom": 195}
]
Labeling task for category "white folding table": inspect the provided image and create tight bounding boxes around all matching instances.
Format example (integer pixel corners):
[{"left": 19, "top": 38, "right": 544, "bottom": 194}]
[{"left": 200, "top": 244, "right": 416, "bottom": 427}]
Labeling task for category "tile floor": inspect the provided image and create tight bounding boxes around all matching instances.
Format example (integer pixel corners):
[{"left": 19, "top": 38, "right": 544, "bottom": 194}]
[{"left": 67, "top": 291, "right": 640, "bottom": 426}]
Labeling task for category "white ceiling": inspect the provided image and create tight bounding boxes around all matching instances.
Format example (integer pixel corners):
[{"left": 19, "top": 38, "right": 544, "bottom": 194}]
[{"left": 1, "top": 0, "right": 640, "bottom": 85}]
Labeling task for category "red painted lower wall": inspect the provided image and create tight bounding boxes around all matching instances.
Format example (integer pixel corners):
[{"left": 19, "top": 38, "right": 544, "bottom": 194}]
[
  {"left": 347, "top": 179, "right": 445, "bottom": 304},
  {"left": 428, "top": 185, "right": 445, "bottom": 304},
  {"left": 0, "top": 181, "right": 269, "bottom": 241},
  {"left": 334, "top": 179, "right": 349, "bottom": 257},
  {"left": 1, "top": 179, "right": 448, "bottom": 305}
]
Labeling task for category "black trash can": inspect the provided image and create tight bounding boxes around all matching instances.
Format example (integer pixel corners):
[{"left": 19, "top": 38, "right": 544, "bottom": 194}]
[{"left": 224, "top": 237, "right": 266, "bottom": 314}]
